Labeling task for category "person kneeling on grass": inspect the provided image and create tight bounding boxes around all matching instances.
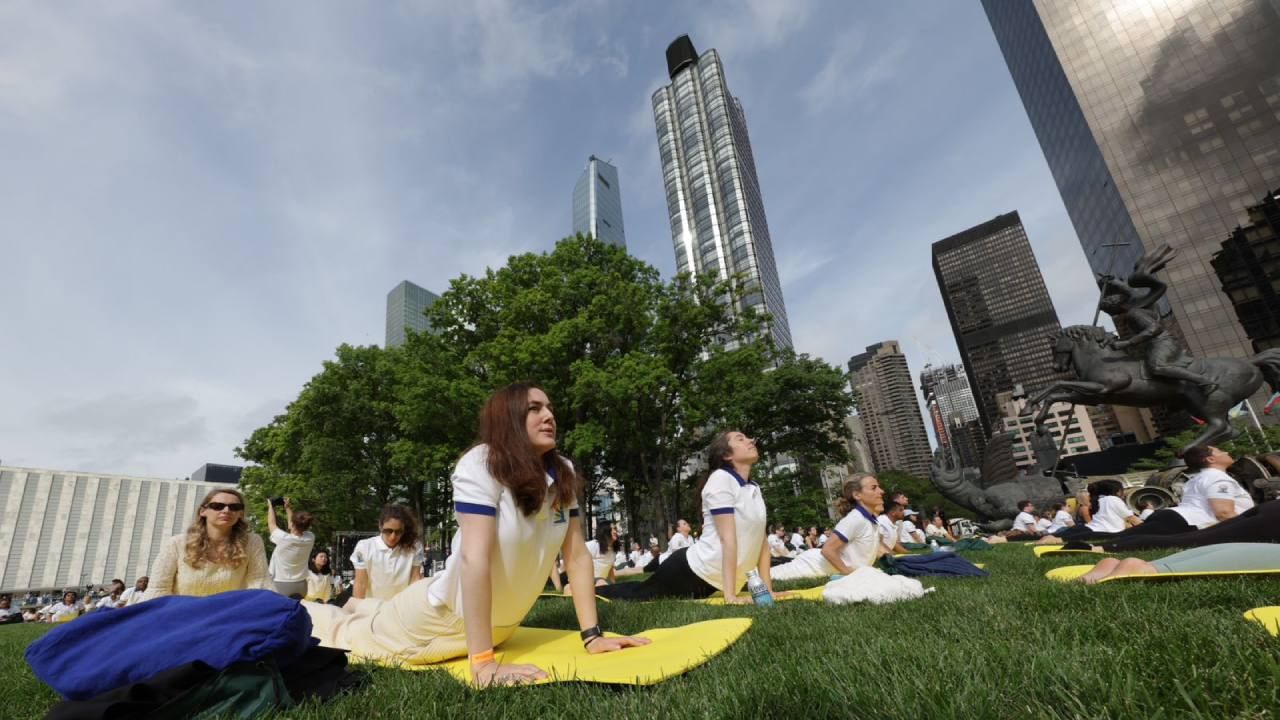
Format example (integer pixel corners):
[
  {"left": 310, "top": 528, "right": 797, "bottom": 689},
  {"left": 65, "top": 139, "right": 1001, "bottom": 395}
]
[
  {"left": 1076, "top": 542, "right": 1280, "bottom": 584},
  {"left": 770, "top": 474, "right": 885, "bottom": 582},
  {"left": 303, "top": 384, "right": 647, "bottom": 685},
  {"left": 596, "top": 430, "right": 787, "bottom": 604}
]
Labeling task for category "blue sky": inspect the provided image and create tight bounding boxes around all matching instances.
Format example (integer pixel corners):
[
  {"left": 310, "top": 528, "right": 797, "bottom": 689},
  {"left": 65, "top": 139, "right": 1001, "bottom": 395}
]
[{"left": 0, "top": 1, "right": 1105, "bottom": 477}]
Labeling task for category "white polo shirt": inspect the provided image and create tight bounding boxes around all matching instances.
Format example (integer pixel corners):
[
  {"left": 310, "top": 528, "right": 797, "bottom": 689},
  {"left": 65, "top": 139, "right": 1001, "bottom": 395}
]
[
  {"left": 789, "top": 532, "right": 804, "bottom": 550},
  {"left": 583, "top": 539, "right": 616, "bottom": 578},
  {"left": 1047, "top": 510, "right": 1073, "bottom": 533},
  {"left": 831, "top": 506, "right": 880, "bottom": 569},
  {"left": 1013, "top": 511, "right": 1038, "bottom": 533},
  {"left": 351, "top": 535, "right": 425, "bottom": 601},
  {"left": 1172, "top": 468, "right": 1254, "bottom": 528},
  {"left": 95, "top": 595, "right": 121, "bottom": 610},
  {"left": 1035, "top": 517, "right": 1052, "bottom": 532},
  {"left": 120, "top": 587, "right": 146, "bottom": 606},
  {"left": 268, "top": 528, "right": 316, "bottom": 583},
  {"left": 427, "top": 445, "right": 578, "bottom": 627},
  {"left": 685, "top": 468, "right": 767, "bottom": 592},
  {"left": 767, "top": 533, "right": 790, "bottom": 557},
  {"left": 1086, "top": 495, "right": 1134, "bottom": 533},
  {"left": 899, "top": 519, "right": 924, "bottom": 544},
  {"left": 876, "top": 515, "right": 898, "bottom": 549},
  {"left": 628, "top": 549, "right": 646, "bottom": 567}
]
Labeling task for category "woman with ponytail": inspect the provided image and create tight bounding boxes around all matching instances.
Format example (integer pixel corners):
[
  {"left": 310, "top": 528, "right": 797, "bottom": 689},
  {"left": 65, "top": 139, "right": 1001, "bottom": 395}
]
[
  {"left": 303, "top": 383, "right": 647, "bottom": 685},
  {"left": 597, "top": 430, "right": 783, "bottom": 603},
  {"left": 769, "top": 474, "right": 886, "bottom": 582}
]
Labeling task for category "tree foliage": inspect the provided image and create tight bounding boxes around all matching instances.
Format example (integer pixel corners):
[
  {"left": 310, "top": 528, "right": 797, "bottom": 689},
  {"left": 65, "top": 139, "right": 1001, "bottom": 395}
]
[
  {"left": 1127, "top": 419, "right": 1280, "bottom": 471},
  {"left": 238, "top": 235, "right": 855, "bottom": 546}
]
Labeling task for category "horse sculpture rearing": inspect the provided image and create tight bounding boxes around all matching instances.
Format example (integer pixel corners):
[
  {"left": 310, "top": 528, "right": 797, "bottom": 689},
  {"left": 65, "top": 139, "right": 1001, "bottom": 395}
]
[{"left": 1024, "top": 325, "right": 1280, "bottom": 453}]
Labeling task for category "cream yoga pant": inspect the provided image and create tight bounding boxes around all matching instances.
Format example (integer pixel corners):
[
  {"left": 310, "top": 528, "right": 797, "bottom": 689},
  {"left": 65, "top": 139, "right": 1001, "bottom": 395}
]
[
  {"left": 304, "top": 576, "right": 517, "bottom": 665},
  {"left": 769, "top": 549, "right": 836, "bottom": 581}
]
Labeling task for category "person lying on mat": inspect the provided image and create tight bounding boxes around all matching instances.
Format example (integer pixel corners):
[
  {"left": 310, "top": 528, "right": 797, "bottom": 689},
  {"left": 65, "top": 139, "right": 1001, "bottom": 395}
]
[
  {"left": 771, "top": 474, "right": 885, "bottom": 581},
  {"left": 303, "top": 383, "right": 648, "bottom": 685},
  {"left": 596, "top": 431, "right": 787, "bottom": 603},
  {"left": 1041, "top": 448, "right": 1252, "bottom": 545},
  {"left": 1036, "top": 480, "right": 1139, "bottom": 544},
  {"left": 1076, "top": 542, "right": 1280, "bottom": 584},
  {"left": 1058, "top": 496, "right": 1280, "bottom": 554}
]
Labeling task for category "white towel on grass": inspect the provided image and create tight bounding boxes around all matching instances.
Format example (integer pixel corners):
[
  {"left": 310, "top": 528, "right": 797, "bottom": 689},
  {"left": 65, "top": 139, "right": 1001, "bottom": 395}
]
[{"left": 822, "top": 566, "right": 934, "bottom": 605}]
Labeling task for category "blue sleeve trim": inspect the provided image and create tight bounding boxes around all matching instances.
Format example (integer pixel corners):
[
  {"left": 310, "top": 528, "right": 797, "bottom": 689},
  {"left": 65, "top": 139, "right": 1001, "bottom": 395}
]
[
  {"left": 834, "top": 530, "right": 848, "bottom": 542},
  {"left": 569, "top": 508, "right": 581, "bottom": 517},
  {"left": 454, "top": 501, "right": 497, "bottom": 517},
  {"left": 709, "top": 507, "right": 735, "bottom": 516}
]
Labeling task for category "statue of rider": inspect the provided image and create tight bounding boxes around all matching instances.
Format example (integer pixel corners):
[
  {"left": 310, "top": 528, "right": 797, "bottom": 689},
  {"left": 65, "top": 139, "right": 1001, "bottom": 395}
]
[{"left": 1096, "top": 244, "right": 1218, "bottom": 394}]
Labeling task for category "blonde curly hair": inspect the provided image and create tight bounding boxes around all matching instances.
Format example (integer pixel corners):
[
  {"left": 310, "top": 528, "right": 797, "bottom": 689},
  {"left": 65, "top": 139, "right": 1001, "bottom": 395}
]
[{"left": 184, "top": 487, "right": 250, "bottom": 569}]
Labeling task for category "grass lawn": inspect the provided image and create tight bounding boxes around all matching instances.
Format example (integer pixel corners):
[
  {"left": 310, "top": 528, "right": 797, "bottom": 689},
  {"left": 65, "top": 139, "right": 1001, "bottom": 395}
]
[{"left": 2, "top": 545, "right": 1278, "bottom": 719}]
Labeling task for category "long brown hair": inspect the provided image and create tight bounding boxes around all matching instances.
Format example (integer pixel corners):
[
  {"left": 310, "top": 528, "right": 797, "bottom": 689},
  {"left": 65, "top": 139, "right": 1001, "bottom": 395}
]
[
  {"left": 185, "top": 487, "right": 251, "bottom": 569},
  {"left": 834, "top": 474, "right": 874, "bottom": 516},
  {"left": 695, "top": 430, "right": 737, "bottom": 515},
  {"left": 377, "top": 504, "right": 419, "bottom": 555},
  {"left": 477, "top": 383, "right": 579, "bottom": 516}
]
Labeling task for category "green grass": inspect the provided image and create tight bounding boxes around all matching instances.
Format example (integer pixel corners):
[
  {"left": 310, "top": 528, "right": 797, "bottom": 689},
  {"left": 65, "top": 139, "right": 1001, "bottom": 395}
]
[{"left": 3, "top": 546, "right": 1278, "bottom": 719}]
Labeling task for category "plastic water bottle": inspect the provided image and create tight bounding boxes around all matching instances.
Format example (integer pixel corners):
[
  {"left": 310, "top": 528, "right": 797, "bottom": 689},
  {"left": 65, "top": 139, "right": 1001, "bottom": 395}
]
[
  {"left": 745, "top": 570, "right": 773, "bottom": 607},
  {"left": 929, "top": 539, "right": 940, "bottom": 552}
]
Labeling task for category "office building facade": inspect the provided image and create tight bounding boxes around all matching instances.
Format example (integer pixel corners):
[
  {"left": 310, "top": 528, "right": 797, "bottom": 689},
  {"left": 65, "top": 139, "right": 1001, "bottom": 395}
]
[
  {"left": 385, "top": 280, "right": 439, "bottom": 348},
  {"left": 983, "top": 0, "right": 1280, "bottom": 366},
  {"left": 932, "top": 212, "right": 1066, "bottom": 436},
  {"left": 998, "top": 391, "right": 1102, "bottom": 470},
  {"left": 572, "top": 156, "right": 626, "bottom": 248},
  {"left": 920, "top": 363, "right": 986, "bottom": 464},
  {"left": 848, "top": 341, "right": 933, "bottom": 478},
  {"left": 0, "top": 466, "right": 232, "bottom": 593},
  {"left": 652, "top": 35, "right": 793, "bottom": 349},
  {"left": 1212, "top": 188, "right": 1280, "bottom": 351}
]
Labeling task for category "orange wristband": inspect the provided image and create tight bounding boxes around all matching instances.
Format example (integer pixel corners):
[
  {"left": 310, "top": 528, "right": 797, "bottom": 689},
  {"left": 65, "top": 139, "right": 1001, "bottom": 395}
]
[{"left": 469, "top": 649, "right": 496, "bottom": 667}]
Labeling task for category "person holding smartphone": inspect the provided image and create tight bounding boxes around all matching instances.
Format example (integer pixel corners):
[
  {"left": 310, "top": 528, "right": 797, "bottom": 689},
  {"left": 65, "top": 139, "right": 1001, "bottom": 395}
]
[{"left": 266, "top": 497, "right": 316, "bottom": 598}]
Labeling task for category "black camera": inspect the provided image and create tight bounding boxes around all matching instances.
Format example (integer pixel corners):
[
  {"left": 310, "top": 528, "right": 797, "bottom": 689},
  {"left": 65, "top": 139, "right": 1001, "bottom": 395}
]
[{"left": 270, "top": 497, "right": 286, "bottom": 508}]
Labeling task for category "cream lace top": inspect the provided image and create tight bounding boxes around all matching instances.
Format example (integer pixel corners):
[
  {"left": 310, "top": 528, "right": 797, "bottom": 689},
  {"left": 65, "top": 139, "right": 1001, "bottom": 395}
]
[{"left": 144, "top": 532, "right": 269, "bottom": 600}]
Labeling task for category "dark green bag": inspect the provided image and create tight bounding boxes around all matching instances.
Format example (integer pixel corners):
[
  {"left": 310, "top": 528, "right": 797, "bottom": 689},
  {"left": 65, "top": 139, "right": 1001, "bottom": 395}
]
[{"left": 153, "top": 660, "right": 294, "bottom": 720}]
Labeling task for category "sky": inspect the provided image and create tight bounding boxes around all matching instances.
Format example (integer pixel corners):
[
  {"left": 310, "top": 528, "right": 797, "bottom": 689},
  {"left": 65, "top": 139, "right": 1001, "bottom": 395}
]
[{"left": 0, "top": 0, "right": 1108, "bottom": 478}]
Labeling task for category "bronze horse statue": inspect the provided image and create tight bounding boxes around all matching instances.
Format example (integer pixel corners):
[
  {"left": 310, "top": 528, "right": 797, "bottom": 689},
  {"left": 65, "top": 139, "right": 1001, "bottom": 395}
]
[{"left": 1024, "top": 325, "right": 1280, "bottom": 452}]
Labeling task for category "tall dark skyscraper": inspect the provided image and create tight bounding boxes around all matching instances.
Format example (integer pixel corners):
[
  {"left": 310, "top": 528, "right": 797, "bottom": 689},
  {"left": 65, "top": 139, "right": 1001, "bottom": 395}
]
[
  {"left": 652, "top": 35, "right": 792, "bottom": 349},
  {"left": 982, "top": 0, "right": 1280, "bottom": 368},
  {"left": 932, "top": 212, "right": 1065, "bottom": 435}
]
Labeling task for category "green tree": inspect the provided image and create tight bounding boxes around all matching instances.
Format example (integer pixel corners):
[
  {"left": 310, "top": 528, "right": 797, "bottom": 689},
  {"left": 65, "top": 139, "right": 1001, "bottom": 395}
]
[
  {"left": 878, "top": 469, "right": 974, "bottom": 520},
  {"left": 1128, "top": 419, "right": 1280, "bottom": 471}
]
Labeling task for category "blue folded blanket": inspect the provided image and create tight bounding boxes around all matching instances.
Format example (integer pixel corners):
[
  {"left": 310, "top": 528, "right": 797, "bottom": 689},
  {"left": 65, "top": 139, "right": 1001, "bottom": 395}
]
[
  {"left": 880, "top": 552, "right": 989, "bottom": 578},
  {"left": 26, "top": 589, "right": 315, "bottom": 700}
]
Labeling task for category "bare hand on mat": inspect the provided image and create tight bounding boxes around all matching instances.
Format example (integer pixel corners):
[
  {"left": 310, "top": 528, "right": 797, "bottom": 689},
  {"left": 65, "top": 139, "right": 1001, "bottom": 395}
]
[
  {"left": 586, "top": 635, "right": 652, "bottom": 653},
  {"left": 721, "top": 594, "right": 752, "bottom": 605},
  {"left": 472, "top": 661, "right": 548, "bottom": 686}
]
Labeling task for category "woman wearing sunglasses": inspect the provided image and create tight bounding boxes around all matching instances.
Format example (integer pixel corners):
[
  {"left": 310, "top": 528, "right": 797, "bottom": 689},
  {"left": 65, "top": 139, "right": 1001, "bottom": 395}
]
[
  {"left": 349, "top": 505, "right": 424, "bottom": 601},
  {"left": 144, "top": 487, "right": 268, "bottom": 599},
  {"left": 305, "top": 383, "right": 647, "bottom": 685}
]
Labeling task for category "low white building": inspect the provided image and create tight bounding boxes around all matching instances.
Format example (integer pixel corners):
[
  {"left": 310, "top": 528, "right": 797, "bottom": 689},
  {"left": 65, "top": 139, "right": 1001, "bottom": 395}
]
[{"left": 0, "top": 465, "right": 235, "bottom": 593}]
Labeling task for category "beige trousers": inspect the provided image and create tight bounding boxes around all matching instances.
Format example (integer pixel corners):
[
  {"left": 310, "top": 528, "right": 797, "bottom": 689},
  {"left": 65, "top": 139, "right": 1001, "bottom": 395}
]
[{"left": 304, "top": 576, "right": 517, "bottom": 664}]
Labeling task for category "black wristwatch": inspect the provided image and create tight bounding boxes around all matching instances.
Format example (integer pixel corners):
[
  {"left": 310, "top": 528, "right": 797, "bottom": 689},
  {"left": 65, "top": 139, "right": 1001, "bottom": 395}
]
[{"left": 580, "top": 625, "right": 603, "bottom": 647}]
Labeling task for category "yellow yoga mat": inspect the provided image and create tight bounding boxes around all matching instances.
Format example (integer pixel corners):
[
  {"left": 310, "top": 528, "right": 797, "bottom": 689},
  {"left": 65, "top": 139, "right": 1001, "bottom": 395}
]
[
  {"left": 1244, "top": 606, "right": 1280, "bottom": 637},
  {"left": 700, "top": 584, "right": 828, "bottom": 605},
  {"left": 538, "top": 592, "right": 611, "bottom": 603},
  {"left": 383, "top": 618, "right": 751, "bottom": 686},
  {"left": 1047, "top": 564, "right": 1280, "bottom": 584},
  {"left": 1033, "top": 545, "right": 1108, "bottom": 557}
]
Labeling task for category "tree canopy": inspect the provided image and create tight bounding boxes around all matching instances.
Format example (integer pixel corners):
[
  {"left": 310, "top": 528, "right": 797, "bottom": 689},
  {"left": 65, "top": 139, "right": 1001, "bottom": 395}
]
[{"left": 237, "top": 235, "right": 856, "bottom": 547}]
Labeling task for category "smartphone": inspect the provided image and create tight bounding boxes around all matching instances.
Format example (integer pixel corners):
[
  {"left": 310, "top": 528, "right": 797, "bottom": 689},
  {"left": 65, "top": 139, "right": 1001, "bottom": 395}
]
[{"left": 270, "top": 497, "right": 286, "bottom": 508}]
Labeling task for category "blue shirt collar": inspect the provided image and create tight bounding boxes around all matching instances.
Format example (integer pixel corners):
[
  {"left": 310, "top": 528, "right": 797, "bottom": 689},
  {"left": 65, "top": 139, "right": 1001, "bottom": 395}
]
[
  {"left": 544, "top": 454, "right": 559, "bottom": 482},
  {"left": 723, "top": 466, "right": 753, "bottom": 486},
  {"left": 854, "top": 505, "right": 876, "bottom": 523}
]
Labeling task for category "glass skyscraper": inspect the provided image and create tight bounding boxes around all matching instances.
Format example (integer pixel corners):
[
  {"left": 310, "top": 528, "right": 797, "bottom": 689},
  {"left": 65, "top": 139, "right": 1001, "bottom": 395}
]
[
  {"left": 982, "top": 0, "right": 1280, "bottom": 366},
  {"left": 932, "top": 212, "right": 1066, "bottom": 436},
  {"left": 385, "top": 280, "right": 438, "bottom": 348},
  {"left": 652, "top": 35, "right": 792, "bottom": 349},
  {"left": 572, "top": 155, "right": 626, "bottom": 249}
]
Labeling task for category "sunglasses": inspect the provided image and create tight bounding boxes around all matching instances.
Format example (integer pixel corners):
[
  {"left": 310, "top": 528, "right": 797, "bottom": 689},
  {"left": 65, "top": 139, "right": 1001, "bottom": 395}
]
[
  {"left": 380, "top": 528, "right": 404, "bottom": 536},
  {"left": 205, "top": 502, "right": 244, "bottom": 512}
]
